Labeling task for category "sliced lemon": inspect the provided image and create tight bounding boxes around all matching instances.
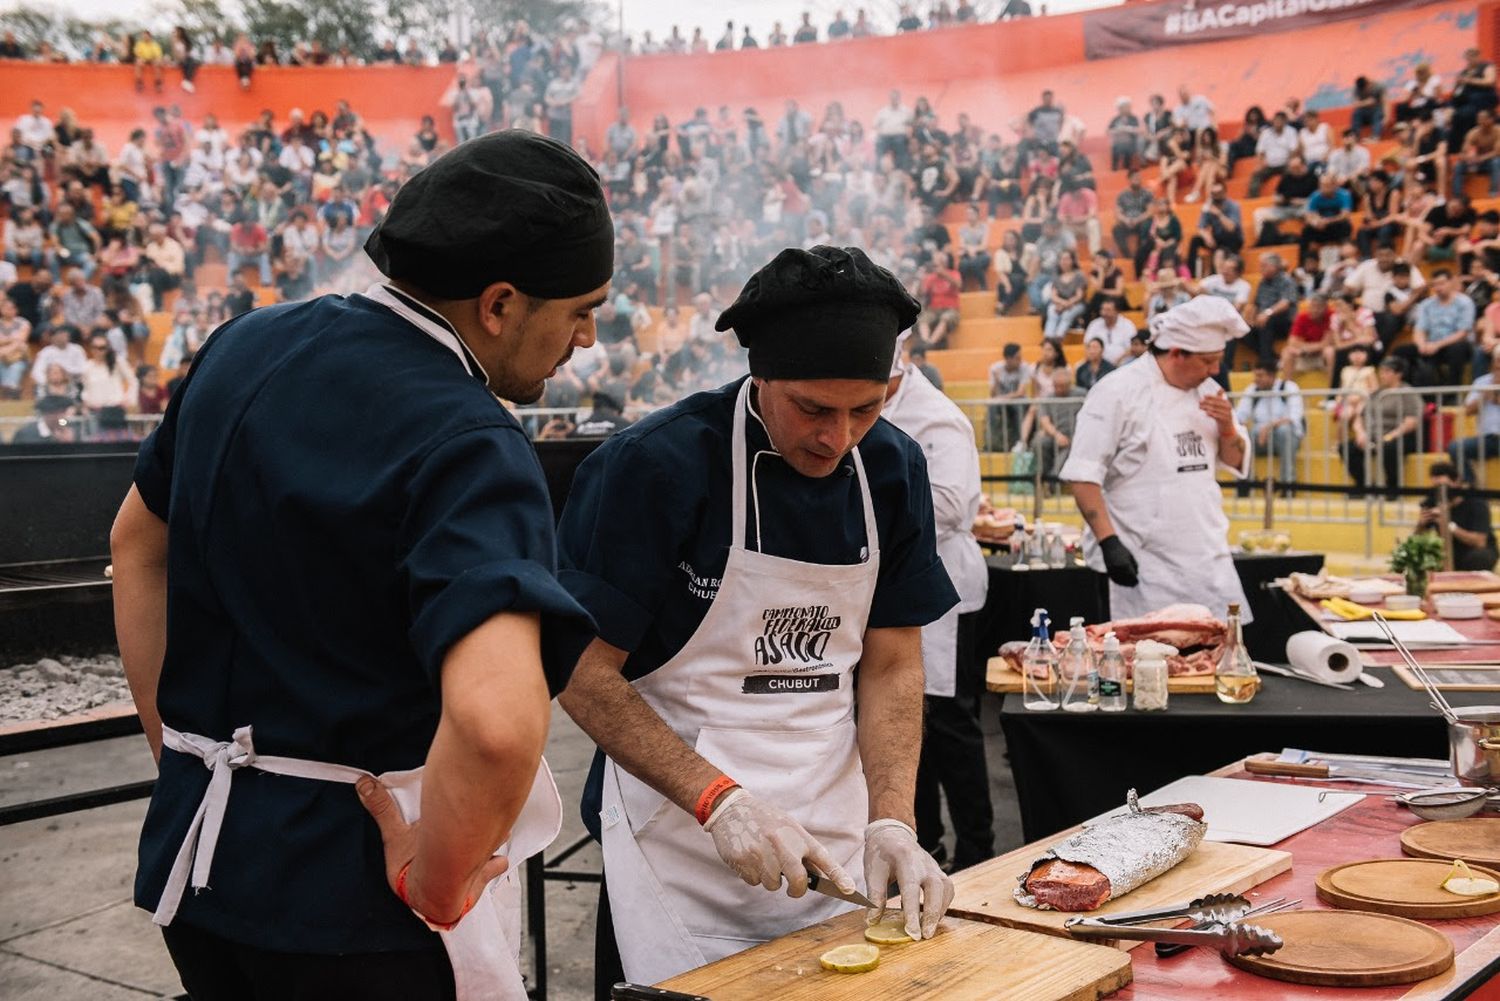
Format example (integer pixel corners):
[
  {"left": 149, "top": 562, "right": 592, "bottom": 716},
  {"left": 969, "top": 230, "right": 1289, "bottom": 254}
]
[
  {"left": 1441, "top": 859, "right": 1500, "bottom": 897},
  {"left": 819, "top": 943, "right": 880, "bottom": 973},
  {"left": 864, "top": 916, "right": 914, "bottom": 945}
]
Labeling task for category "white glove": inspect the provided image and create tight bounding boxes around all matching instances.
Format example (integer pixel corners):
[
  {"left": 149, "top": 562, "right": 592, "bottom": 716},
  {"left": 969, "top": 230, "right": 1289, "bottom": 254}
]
[
  {"left": 703, "top": 788, "right": 857, "bottom": 897},
  {"left": 863, "top": 819, "right": 954, "bottom": 940}
]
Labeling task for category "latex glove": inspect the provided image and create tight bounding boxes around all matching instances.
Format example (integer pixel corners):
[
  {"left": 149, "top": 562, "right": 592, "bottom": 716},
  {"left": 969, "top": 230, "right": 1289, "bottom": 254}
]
[
  {"left": 864, "top": 819, "right": 953, "bottom": 941},
  {"left": 1100, "top": 535, "right": 1139, "bottom": 587},
  {"left": 704, "top": 788, "right": 856, "bottom": 897}
]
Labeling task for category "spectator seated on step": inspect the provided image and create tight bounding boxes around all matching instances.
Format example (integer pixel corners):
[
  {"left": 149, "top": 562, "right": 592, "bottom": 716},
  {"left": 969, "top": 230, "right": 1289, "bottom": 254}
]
[
  {"left": 1447, "top": 351, "right": 1500, "bottom": 487},
  {"left": 1392, "top": 269, "right": 1476, "bottom": 388},
  {"left": 1279, "top": 292, "right": 1333, "bottom": 376},
  {"left": 1234, "top": 362, "right": 1305, "bottom": 490},
  {"left": 1299, "top": 173, "right": 1354, "bottom": 270},
  {"left": 1409, "top": 193, "right": 1477, "bottom": 266},
  {"left": 1252, "top": 155, "right": 1316, "bottom": 246}
]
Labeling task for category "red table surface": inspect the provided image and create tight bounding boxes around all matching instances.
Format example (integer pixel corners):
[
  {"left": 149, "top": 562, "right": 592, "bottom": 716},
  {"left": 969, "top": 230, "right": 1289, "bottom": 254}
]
[
  {"left": 1288, "top": 590, "right": 1500, "bottom": 668},
  {"left": 1111, "top": 769, "right": 1500, "bottom": 1000}
]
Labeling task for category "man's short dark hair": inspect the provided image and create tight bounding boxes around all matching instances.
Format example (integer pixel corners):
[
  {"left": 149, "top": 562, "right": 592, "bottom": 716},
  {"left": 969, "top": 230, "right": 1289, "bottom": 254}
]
[
  {"left": 1002, "top": 342, "right": 1021, "bottom": 358},
  {"left": 1432, "top": 268, "right": 1453, "bottom": 280},
  {"left": 1393, "top": 261, "right": 1412, "bottom": 276},
  {"left": 1253, "top": 362, "right": 1277, "bottom": 375},
  {"left": 1380, "top": 357, "right": 1407, "bottom": 376}
]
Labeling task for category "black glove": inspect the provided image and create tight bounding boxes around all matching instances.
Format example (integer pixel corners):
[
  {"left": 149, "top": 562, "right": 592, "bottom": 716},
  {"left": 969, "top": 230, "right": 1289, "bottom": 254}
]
[{"left": 1100, "top": 535, "right": 1139, "bottom": 587}]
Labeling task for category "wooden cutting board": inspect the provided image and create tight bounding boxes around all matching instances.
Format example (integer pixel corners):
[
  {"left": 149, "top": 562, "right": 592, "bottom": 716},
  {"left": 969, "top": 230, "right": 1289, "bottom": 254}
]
[
  {"left": 1227, "top": 910, "right": 1454, "bottom": 986},
  {"left": 1315, "top": 858, "right": 1500, "bottom": 918},
  {"left": 986, "top": 658, "right": 1217, "bottom": 694},
  {"left": 656, "top": 910, "right": 1132, "bottom": 1001},
  {"left": 1401, "top": 818, "right": 1500, "bottom": 868},
  {"left": 1428, "top": 570, "right": 1500, "bottom": 595},
  {"left": 948, "top": 837, "right": 1291, "bottom": 950}
]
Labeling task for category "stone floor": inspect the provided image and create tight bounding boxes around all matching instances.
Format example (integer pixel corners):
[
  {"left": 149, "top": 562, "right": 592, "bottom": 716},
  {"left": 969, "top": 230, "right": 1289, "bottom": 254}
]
[{"left": 0, "top": 697, "right": 1022, "bottom": 1001}]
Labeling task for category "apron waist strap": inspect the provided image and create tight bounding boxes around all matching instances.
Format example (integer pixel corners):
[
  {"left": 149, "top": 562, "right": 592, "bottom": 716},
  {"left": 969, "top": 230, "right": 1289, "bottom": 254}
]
[{"left": 153, "top": 724, "right": 374, "bottom": 927}]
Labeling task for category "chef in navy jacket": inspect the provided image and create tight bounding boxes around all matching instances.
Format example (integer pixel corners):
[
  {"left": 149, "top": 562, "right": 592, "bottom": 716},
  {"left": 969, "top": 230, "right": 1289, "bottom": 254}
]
[
  {"left": 557, "top": 246, "right": 960, "bottom": 994},
  {"left": 109, "top": 132, "right": 611, "bottom": 1001}
]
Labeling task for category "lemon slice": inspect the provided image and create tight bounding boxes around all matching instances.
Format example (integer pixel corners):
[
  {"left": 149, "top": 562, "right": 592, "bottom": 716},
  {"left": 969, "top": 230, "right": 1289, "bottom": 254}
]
[
  {"left": 819, "top": 943, "right": 880, "bottom": 973},
  {"left": 864, "top": 916, "right": 914, "bottom": 945},
  {"left": 1442, "top": 859, "right": 1500, "bottom": 896}
]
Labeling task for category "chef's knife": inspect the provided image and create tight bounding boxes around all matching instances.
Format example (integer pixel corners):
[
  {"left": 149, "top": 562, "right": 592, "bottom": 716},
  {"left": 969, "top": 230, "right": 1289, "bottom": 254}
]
[
  {"left": 610, "top": 985, "right": 711, "bottom": 1001},
  {"left": 806, "top": 869, "right": 876, "bottom": 909}
]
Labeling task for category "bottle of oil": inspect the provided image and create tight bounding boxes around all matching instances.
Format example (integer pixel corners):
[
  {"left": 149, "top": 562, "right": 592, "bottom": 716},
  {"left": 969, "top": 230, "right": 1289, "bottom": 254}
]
[{"left": 1215, "top": 602, "right": 1261, "bottom": 704}]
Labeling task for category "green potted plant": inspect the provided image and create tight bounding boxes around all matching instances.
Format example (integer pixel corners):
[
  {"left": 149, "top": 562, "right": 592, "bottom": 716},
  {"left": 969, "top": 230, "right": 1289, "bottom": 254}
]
[{"left": 1390, "top": 534, "right": 1445, "bottom": 599}]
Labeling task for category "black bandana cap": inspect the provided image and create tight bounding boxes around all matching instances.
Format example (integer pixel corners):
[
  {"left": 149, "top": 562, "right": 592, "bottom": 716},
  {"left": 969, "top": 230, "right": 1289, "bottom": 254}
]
[
  {"left": 364, "top": 130, "right": 613, "bottom": 300},
  {"left": 715, "top": 246, "right": 921, "bottom": 382}
]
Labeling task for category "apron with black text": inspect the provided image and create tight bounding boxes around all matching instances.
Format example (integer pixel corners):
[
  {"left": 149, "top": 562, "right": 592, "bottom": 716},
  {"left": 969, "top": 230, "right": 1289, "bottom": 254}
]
[{"left": 599, "top": 378, "right": 882, "bottom": 984}]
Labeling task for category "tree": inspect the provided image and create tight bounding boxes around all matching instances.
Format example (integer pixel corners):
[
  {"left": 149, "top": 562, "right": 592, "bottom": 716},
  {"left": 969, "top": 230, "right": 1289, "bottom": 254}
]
[{"left": 152, "top": 0, "right": 243, "bottom": 43}]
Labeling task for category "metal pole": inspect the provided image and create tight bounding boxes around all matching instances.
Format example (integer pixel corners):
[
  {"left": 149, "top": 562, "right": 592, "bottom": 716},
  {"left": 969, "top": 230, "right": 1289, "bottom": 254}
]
[
  {"left": 616, "top": 0, "right": 625, "bottom": 106},
  {"left": 1263, "top": 464, "right": 1275, "bottom": 531},
  {"left": 1438, "top": 480, "right": 1454, "bottom": 572},
  {"left": 1033, "top": 442, "right": 1044, "bottom": 524},
  {"left": 527, "top": 855, "right": 548, "bottom": 1000}
]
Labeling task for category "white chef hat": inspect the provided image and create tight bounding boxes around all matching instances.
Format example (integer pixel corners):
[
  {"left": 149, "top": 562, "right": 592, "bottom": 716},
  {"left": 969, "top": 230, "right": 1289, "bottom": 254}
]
[{"left": 1147, "top": 295, "right": 1249, "bottom": 353}]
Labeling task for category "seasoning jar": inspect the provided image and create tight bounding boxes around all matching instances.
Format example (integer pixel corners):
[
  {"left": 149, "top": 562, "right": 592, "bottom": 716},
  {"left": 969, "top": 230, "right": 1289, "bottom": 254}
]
[{"left": 1133, "top": 639, "right": 1176, "bottom": 711}]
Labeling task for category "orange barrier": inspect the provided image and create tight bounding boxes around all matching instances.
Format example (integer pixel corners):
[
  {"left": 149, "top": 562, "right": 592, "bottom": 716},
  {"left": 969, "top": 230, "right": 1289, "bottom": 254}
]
[
  {"left": 575, "top": 0, "right": 1474, "bottom": 156},
  {"left": 0, "top": 62, "right": 456, "bottom": 152}
]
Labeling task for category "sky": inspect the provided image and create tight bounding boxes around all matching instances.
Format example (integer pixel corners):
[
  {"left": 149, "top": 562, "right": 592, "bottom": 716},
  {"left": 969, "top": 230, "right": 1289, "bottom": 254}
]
[{"left": 49, "top": 0, "right": 1118, "bottom": 45}]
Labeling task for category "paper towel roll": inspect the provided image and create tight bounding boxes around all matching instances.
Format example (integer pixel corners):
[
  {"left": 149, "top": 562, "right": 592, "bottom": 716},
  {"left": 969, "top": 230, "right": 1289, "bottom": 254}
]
[{"left": 1286, "top": 631, "right": 1364, "bottom": 684}]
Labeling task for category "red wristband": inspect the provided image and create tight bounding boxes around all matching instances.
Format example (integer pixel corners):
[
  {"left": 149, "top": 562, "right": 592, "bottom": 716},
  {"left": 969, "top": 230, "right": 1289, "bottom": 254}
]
[
  {"left": 396, "top": 860, "right": 472, "bottom": 932},
  {"left": 695, "top": 775, "right": 740, "bottom": 826}
]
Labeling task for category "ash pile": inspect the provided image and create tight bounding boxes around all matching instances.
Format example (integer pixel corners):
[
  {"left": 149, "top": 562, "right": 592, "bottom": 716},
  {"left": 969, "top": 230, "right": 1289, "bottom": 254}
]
[{"left": 0, "top": 655, "right": 130, "bottom": 722}]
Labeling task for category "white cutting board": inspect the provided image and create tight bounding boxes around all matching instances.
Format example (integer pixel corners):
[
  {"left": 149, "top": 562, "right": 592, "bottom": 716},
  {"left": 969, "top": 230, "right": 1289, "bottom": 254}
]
[
  {"left": 1326, "top": 619, "right": 1469, "bottom": 645},
  {"left": 1088, "top": 776, "right": 1364, "bottom": 846}
]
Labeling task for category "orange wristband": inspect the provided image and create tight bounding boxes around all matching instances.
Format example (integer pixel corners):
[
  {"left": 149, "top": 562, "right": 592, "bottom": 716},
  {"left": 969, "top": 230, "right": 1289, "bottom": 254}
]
[{"left": 695, "top": 775, "right": 740, "bottom": 826}]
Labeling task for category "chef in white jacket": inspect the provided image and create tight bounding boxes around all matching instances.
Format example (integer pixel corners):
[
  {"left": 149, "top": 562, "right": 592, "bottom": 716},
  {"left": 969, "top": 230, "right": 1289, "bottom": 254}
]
[
  {"left": 1061, "top": 295, "right": 1254, "bottom": 622},
  {"left": 882, "top": 334, "right": 994, "bottom": 869}
]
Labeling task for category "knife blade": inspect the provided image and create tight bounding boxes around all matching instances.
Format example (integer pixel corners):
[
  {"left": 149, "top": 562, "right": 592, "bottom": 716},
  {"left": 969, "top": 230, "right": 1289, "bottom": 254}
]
[
  {"left": 806, "top": 869, "right": 875, "bottom": 909},
  {"left": 1253, "top": 661, "right": 1354, "bottom": 690}
]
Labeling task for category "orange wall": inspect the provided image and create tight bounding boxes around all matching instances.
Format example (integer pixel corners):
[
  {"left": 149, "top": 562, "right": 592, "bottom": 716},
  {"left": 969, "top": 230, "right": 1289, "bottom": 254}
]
[
  {"left": 575, "top": 0, "right": 1475, "bottom": 155},
  {"left": 0, "top": 62, "right": 456, "bottom": 152}
]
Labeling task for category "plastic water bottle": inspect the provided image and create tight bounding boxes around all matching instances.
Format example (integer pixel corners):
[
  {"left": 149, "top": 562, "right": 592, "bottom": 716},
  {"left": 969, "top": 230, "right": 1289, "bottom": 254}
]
[
  {"left": 1021, "top": 609, "right": 1059, "bottom": 711},
  {"left": 1097, "top": 631, "right": 1127, "bottom": 712},
  {"left": 1060, "top": 617, "right": 1098, "bottom": 713}
]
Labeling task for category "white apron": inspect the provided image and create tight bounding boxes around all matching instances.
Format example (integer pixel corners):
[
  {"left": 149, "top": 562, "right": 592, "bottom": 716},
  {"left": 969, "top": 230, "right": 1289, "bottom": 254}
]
[
  {"left": 1098, "top": 380, "right": 1251, "bottom": 623},
  {"left": 153, "top": 725, "right": 560, "bottom": 1001},
  {"left": 600, "top": 379, "right": 882, "bottom": 985}
]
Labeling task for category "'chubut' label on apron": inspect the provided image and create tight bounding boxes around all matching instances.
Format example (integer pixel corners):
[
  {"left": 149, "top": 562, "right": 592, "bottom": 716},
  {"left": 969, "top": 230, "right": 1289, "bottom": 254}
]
[{"left": 742, "top": 673, "right": 841, "bottom": 694}]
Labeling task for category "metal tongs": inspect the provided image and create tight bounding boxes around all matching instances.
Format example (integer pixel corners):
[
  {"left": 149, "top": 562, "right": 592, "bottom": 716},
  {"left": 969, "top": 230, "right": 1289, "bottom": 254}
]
[
  {"left": 1064, "top": 917, "right": 1284, "bottom": 958},
  {"left": 1071, "top": 891, "right": 1250, "bottom": 928},
  {"left": 1370, "top": 612, "right": 1460, "bottom": 724}
]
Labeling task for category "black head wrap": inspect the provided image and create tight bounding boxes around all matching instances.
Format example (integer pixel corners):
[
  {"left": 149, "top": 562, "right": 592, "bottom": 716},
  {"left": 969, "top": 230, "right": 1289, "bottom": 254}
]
[
  {"left": 364, "top": 130, "right": 613, "bottom": 300},
  {"left": 715, "top": 246, "right": 921, "bottom": 382}
]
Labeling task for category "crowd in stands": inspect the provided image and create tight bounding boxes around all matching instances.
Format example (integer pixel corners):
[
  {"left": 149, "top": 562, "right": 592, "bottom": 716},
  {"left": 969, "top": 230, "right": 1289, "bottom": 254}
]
[
  {"left": 7, "top": 12, "right": 1500, "bottom": 513},
  {"left": 0, "top": 3, "right": 1042, "bottom": 73}
]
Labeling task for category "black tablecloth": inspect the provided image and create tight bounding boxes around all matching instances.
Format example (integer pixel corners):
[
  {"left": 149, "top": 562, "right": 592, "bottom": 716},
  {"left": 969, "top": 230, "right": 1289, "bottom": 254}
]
[
  {"left": 976, "top": 551, "right": 1325, "bottom": 667},
  {"left": 997, "top": 657, "right": 1500, "bottom": 842}
]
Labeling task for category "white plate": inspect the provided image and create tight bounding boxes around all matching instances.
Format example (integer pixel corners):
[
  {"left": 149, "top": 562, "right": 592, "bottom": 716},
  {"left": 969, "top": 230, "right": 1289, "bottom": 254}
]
[{"left": 1087, "top": 776, "right": 1365, "bottom": 846}]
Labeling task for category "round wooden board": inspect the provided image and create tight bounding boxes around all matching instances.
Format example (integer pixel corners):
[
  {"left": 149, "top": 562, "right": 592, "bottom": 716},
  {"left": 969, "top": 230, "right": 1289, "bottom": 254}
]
[
  {"left": 1227, "top": 910, "right": 1454, "bottom": 987},
  {"left": 1315, "top": 859, "right": 1500, "bottom": 918},
  {"left": 1402, "top": 819, "right": 1500, "bottom": 869}
]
